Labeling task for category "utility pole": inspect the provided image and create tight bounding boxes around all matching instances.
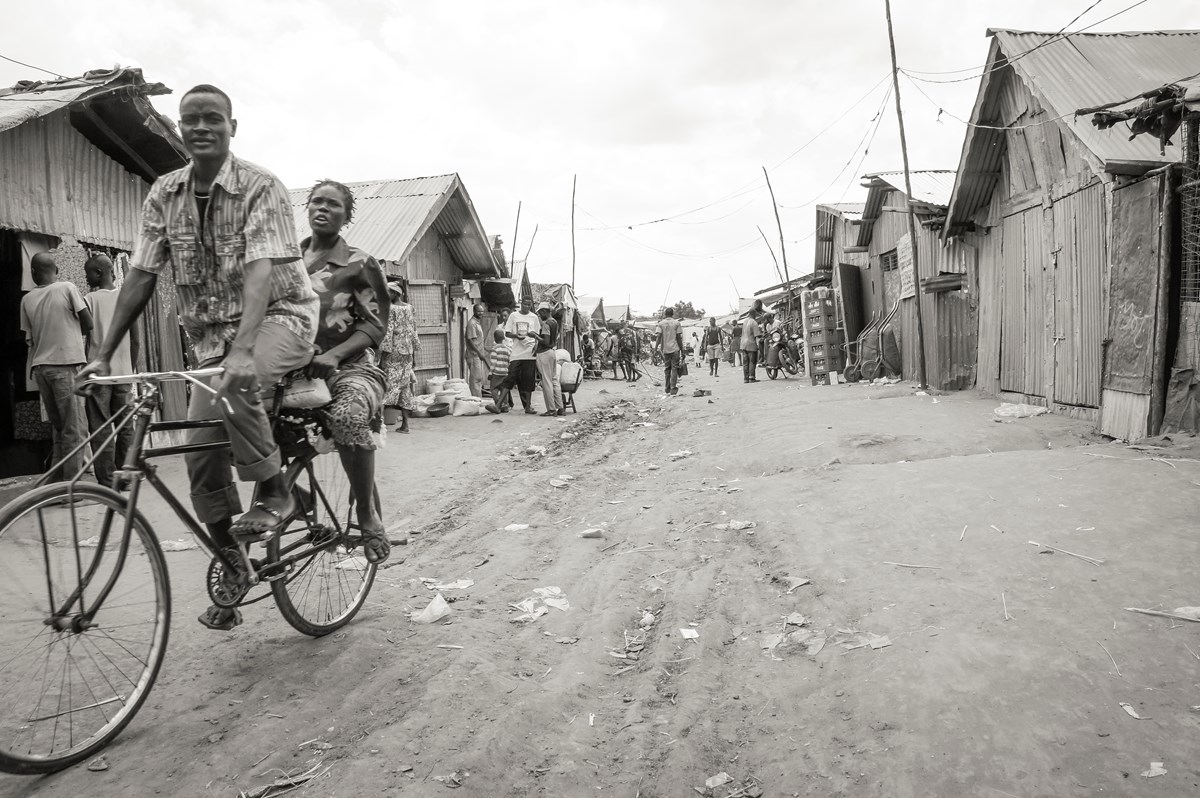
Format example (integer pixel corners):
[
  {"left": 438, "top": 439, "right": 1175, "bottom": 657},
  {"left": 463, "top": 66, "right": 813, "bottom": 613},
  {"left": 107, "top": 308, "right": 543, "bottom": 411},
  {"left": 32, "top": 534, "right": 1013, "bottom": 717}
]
[
  {"left": 885, "top": 0, "right": 929, "bottom": 389},
  {"left": 761, "top": 166, "right": 792, "bottom": 318},
  {"left": 570, "top": 174, "right": 577, "bottom": 292},
  {"left": 510, "top": 201, "right": 521, "bottom": 275}
]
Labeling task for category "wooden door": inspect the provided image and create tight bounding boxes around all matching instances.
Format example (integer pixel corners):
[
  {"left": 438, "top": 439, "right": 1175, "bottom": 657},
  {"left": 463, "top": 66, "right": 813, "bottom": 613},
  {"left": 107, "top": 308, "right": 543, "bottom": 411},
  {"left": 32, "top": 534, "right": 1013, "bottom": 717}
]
[{"left": 408, "top": 280, "right": 449, "bottom": 392}]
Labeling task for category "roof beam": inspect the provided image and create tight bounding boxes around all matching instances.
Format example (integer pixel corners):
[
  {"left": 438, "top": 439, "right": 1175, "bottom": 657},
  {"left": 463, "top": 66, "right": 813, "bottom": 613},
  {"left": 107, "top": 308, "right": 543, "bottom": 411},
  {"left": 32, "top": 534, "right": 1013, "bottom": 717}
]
[{"left": 80, "top": 102, "right": 157, "bottom": 182}]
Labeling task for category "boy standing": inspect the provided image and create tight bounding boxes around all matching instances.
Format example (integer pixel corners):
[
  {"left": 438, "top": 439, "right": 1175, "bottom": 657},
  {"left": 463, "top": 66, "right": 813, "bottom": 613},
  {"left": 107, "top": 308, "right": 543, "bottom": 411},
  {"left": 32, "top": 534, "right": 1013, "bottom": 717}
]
[
  {"left": 488, "top": 328, "right": 511, "bottom": 412},
  {"left": 84, "top": 254, "right": 138, "bottom": 487}
]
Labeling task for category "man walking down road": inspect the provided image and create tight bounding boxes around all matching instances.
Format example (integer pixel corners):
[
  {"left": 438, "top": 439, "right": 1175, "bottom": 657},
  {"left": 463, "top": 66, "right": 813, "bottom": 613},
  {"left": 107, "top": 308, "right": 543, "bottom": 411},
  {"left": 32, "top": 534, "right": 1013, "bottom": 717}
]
[
  {"left": 731, "top": 318, "right": 744, "bottom": 367},
  {"left": 20, "top": 252, "right": 93, "bottom": 481},
  {"left": 502, "top": 295, "right": 540, "bottom": 414},
  {"left": 534, "top": 302, "right": 564, "bottom": 416},
  {"left": 76, "top": 85, "right": 319, "bottom": 630},
  {"left": 741, "top": 313, "right": 761, "bottom": 383},
  {"left": 83, "top": 254, "right": 139, "bottom": 488},
  {"left": 704, "top": 317, "right": 723, "bottom": 377},
  {"left": 465, "top": 302, "right": 488, "bottom": 398},
  {"left": 656, "top": 307, "right": 683, "bottom": 396}
]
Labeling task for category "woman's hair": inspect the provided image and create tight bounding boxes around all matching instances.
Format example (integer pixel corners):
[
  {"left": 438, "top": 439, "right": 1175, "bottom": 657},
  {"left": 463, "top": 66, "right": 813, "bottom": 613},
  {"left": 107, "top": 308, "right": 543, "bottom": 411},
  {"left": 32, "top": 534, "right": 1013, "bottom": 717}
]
[{"left": 307, "top": 179, "right": 356, "bottom": 224}]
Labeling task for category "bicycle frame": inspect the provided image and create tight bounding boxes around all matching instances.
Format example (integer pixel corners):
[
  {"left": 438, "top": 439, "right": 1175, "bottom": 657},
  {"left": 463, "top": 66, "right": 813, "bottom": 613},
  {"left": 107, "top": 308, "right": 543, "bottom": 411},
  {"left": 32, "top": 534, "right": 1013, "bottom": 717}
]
[{"left": 38, "top": 370, "right": 351, "bottom": 630}]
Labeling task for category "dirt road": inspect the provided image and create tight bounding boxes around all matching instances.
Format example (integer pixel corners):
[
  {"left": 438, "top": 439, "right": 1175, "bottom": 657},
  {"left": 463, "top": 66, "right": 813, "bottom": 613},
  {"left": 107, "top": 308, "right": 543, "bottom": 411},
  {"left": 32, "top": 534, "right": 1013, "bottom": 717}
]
[{"left": 4, "top": 367, "right": 1199, "bottom": 798}]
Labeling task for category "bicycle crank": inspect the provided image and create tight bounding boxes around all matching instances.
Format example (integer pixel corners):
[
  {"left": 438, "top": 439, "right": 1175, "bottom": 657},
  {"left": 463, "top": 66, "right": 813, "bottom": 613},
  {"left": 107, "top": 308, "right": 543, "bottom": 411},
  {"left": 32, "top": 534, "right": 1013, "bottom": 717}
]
[{"left": 206, "top": 547, "right": 260, "bottom": 608}]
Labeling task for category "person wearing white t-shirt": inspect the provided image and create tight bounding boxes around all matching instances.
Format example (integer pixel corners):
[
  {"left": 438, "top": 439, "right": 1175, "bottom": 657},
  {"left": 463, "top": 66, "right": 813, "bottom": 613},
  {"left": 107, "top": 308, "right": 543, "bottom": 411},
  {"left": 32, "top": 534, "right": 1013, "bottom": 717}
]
[
  {"left": 500, "top": 295, "right": 541, "bottom": 414},
  {"left": 84, "top": 254, "right": 139, "bottom": 488}
]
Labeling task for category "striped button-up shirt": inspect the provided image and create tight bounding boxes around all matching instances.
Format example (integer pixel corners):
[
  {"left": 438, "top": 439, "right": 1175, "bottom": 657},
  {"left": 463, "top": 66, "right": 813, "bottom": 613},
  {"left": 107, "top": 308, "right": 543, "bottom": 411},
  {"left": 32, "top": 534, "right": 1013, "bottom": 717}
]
[{"left": 130, "top": 153, "right": 318, "bottom": 362}]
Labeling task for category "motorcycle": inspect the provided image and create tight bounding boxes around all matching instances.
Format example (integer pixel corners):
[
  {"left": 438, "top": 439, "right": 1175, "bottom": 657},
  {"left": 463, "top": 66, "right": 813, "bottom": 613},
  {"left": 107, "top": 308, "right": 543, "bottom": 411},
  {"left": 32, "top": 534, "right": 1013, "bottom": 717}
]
[{"left": 763, "top": 328, "right": 802, "bottom": 379}]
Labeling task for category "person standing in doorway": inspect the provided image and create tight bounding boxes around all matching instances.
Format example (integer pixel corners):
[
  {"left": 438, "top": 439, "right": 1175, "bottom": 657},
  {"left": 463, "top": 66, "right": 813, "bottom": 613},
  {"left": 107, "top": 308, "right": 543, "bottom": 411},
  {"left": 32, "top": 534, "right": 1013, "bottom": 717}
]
[
  {"left": 21, "top": 252, "right": 93, "bottom": 481},
  {"left": 741, "top": 312, "right": 761, "bottom": 383},
  {"left": 656, "top": 307, "right": 683, "bottom": 396},
  {"left": 83, "top": 254, "right": 138, "bottom": 488},
  {"left": 465, "top": 302, "right": 488, "bottom": 398},
  {"left": 502, "top": 295, "right": 540, "bottom": 414},
  {"left": 76, "top": 85, "right": 319, "bottom": 631},
  {"left": 704, "top": 317, "right": 723, "bottom": 377},
  {"left": 534, "top": 302, "right": 564, "bottom": 416}
]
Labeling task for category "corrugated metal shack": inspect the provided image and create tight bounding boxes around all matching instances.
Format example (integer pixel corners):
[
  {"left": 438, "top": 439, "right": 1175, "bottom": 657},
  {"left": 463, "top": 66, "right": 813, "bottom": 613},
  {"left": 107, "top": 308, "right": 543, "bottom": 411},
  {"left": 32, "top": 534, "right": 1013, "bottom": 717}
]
[
  {"left": 816, "top": 203, "right": 868, "bottom": 352},
  {"left": 288, "top": 174, "right": 502, "bottom": 393},
  {"left": 943, "top": 29, "right": 1200, "bottom": 439},
  {"left": 1084, "top": 74, "right": 1200, "bottom": 435},
  {"left": 852, "top": 171, "right": 978, "bottom": 390},
  {"left": 0, "top": 67, "right": 188, "bottom": 477}
]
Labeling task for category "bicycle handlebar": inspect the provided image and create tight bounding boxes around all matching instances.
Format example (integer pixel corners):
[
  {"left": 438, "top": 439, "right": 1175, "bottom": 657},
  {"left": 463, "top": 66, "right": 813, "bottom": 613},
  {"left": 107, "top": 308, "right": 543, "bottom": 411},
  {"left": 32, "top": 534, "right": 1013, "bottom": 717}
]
[{"left": 83, "top": 367, "right": 225, "bottom": 386}]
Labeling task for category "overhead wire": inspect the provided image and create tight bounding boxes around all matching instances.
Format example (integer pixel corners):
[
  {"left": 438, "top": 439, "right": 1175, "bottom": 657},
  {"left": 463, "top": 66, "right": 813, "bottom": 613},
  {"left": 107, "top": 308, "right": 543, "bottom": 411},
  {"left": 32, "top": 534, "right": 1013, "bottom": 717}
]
[{"left": 0, "top": 51, "right": 66, "bottom": 80}]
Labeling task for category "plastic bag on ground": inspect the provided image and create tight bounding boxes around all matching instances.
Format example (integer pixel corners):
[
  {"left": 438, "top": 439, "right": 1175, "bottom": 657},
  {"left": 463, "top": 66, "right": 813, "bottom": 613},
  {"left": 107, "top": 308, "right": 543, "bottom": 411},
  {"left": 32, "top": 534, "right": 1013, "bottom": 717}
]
[
  {"left": 412, "top": 593, "right": 452, "bottom": 623},
  {"left": 994, "top": 402, "right": 1049, "bottom": 418}
]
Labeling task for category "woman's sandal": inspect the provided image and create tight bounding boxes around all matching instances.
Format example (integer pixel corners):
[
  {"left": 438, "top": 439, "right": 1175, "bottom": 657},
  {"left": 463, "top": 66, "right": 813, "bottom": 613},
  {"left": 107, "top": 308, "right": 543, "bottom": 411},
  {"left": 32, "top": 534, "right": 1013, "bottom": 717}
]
[
  {"left": 197, "top": 605, "right": 243, "bottom": 631},
  {"left": 361, "top": 525, "right": 391, "bottom": 565}
]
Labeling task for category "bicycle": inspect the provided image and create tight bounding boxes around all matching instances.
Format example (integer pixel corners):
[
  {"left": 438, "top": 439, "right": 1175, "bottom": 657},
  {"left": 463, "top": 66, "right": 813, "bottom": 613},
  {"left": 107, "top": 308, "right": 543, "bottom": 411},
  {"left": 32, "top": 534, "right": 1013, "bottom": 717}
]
[{"left": 0, "top": 368, "right": 379, "bottom": 775}]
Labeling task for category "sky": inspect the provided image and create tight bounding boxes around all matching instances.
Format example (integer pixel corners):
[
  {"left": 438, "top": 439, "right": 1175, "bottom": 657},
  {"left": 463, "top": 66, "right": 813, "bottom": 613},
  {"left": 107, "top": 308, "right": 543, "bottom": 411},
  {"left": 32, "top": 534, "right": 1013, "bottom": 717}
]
[{"left": 5, "top": 0, "right": 1200, "bottom": 316}]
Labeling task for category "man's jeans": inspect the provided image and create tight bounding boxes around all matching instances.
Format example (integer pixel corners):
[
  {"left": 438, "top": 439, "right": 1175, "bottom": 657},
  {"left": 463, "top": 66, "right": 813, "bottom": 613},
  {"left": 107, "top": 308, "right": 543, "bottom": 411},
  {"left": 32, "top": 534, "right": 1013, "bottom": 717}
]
[
  {"left": 535, "top": 349, "right": 563, "bottom": 413},
  {"left": 33, "top": 364, "right": 87, "bottom": 481},
  {"left": 743, "top": 349, "right": 759, "bottom": 381},
  {"left": 466, "top": 354, "right": 486, "bottom": 397},
  {"left": 186, "top": 323, "right": 313, "bottom": 524},
  {"left": 85, "top": 383, "right": 134, "bottom": 487},
  {"left": 663, "top": 351, "right": 680, "bottom": 394}
]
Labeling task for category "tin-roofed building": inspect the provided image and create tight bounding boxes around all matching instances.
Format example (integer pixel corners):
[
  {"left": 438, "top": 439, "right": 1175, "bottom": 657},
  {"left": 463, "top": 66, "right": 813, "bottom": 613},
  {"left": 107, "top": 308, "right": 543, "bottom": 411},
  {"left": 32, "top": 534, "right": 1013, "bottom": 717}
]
[{"left": 943, "top": 28, "right": 1200, "bottom": 439}]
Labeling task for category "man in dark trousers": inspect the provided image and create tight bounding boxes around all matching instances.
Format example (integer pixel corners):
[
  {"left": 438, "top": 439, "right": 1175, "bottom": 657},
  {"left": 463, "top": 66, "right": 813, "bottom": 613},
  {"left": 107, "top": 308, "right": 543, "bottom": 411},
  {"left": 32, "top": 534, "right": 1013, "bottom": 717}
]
[
  {"left": 21, "top": 252, "right": 93, "bottom": 481},
  {"left": 534, "top": 302, "right": 563, "bottom": 416},
  {"left": 83, "top": 253, "right": 139, "bottom": 488}
]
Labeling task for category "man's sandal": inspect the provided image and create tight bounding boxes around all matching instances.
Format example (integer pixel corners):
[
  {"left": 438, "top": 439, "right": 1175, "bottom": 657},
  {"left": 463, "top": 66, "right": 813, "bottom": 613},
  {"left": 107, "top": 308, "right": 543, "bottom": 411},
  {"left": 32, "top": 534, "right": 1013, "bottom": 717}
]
[
  {"left": 197, "top": 605, "right": 243, "bottom": 631},
  {"left": 231, "top": 498, "right": 295, "bottom": 540}
]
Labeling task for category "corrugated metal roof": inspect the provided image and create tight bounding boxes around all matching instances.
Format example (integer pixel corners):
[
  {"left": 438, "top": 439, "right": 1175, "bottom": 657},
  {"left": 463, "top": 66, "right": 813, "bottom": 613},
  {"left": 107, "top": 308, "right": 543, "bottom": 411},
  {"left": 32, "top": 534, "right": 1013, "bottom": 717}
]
[
  {"left": 993, "top": 29, "right": 1200, "bottom": 165},
  {"left": 606, "top": 304, "right": 631, "bottom": 321},
  {"left": 946, "top": 29, "right": 1200, "bottom": 232},
  {"left": 288, "top": 174, "right": 498, "bottom": 276},
  {"left": 576, "top": 295, "right": 604, "bottom": 320},
  {"left": 0, "top": 68, "right": 162, "bottom": 132},
  {"left": 862, "top": 171, "right": 956, "bottom": 207}
]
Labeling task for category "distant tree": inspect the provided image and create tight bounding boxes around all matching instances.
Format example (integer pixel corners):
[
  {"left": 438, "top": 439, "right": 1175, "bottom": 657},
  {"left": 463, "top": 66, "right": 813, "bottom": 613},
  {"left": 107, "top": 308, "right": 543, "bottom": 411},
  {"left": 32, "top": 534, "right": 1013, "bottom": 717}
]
[{"left": 656, "top": 300, "right": 705, "bottom": 319}]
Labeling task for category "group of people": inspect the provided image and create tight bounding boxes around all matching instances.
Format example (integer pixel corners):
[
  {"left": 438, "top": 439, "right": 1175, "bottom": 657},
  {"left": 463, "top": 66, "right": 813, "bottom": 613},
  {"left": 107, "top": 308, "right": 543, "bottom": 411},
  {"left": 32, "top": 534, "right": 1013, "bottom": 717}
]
[{"left": 16, "top": 83, "right": 458, "bottom": 631}]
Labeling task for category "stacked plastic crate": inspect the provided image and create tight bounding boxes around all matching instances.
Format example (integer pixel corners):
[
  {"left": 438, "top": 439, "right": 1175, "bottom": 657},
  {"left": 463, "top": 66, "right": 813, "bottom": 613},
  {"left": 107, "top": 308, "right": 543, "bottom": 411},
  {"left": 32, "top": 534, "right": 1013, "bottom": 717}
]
[{"left": 803, "top": 288, "right": 842, "bottom": 385}]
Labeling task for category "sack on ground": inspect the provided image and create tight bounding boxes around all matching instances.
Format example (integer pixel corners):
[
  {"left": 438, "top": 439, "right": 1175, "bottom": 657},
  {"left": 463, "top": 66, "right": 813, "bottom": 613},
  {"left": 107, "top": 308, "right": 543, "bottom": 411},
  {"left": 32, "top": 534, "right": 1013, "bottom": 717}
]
[{"left": 452, "top": 396, "right": 485, "bottom": 416}]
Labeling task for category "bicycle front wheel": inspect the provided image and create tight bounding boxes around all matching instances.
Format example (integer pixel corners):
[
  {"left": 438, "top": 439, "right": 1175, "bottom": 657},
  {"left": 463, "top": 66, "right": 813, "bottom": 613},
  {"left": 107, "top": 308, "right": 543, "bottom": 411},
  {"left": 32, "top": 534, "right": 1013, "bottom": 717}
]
[
  {"left": 269, "top": 452, "right": 377, "bottom": 637},
  {"left": 0, "top": 483, "right": 170, "bottom": 774}
]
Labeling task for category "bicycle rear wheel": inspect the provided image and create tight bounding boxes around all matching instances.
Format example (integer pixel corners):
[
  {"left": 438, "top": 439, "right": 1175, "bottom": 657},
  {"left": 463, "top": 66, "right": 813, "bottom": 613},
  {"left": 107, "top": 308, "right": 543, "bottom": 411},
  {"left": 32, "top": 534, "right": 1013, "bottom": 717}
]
[
  {"left": 268, "top": 452, "right": 377, "bottom": 637},
  {"left": 0, "top": 483, "right": 170, "bottom": 774}
]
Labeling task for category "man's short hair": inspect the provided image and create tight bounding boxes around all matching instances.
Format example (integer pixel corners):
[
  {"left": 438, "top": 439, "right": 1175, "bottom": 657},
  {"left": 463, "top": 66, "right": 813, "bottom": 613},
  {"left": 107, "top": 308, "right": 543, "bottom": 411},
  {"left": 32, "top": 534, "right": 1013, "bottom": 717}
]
[
  {"left": 664, "top": 308, "right": 674, "bottom": 317},
  {"left": 182, "top": 84, "right": 233, "bottom": 116},
  {"left": 85, "top": 253, "right": 114, "bottom": 274}
]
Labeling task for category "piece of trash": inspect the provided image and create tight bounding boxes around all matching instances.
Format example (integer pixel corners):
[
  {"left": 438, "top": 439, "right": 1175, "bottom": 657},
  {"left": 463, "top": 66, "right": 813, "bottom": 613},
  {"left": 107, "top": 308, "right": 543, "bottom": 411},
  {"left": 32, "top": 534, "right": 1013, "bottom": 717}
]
[
  {"left": 87, "top": 756, "right": 108, "bottom": 772},
  {"left": 549, "top": 479, "right": 569, "bottom": 488},
  {"left": 785, "top": 577, "right": 812, "bottom": 593},
  {"left": 1119, "top": 702, "right": 1146, "bottom": 719},
  {"left": 692, "top": 389, "right": 711, "bottom": 397},
  {"left": 785, "top": 613, "right": 808, "bottom": 627},
  {"left": 560, "top": 432, "right": 576, "bottom": 440},
  {"left": 668, "top": 450, "right": 693, "bottom": 461},
  {"left": 159, "top": 539, "right": 200, "bottom": 552},
  {"left": 647, "top": 464, "right": 660, "bottom": 471},
  {"left": 1173, "top": 607, "right": 1200, "bottom": 621},
  {"left": 785, "top": 628, "right": 827, "bottom": 656},
  {"left": 1142, "top": 762, "right": 1167, "bottom": 778},
  {"left": 716, "top": 520, "right": 757, "bottom": 531},
  {"left": 525, "top": 445, "right": 547, "bottom": 456},
  {"left": 580, "top": 528, "right": 605, "bottom": 539},
  {"left": 556, "top": 637, "right": 579, "bottom": 644},
  {"left": 512, "top": 587, "right": 570, "bottom": 621},
  {"left": 421, "top": 578, "right": 474, "bottom": 591},
  {"left": 705, "top": 772, "right": 733, "bottom": 789},
  {"left": 993, "top": 402, "right": 1049, "bottom": 418},
  {"left": 411, "top": 593, "right": 452, "bottom": 624},
  {"left": 78, "top": 536, "right": 101, "bottom": 548},
  {"left": 238, "top": 761, "right": 332, "bottom": 798},
  {"left": 437, "top": 644, "right": 464, "bottom": 650},
  {"left": 503, "top": 523, "right": 530, "bottom": 532},
  {"left": 869, "top": 634, "right": 892, "bottom": 650},
  {"left": 679, "top": 628, "right": 699, "bottom": 640},
  {"left": 607, "top": 500, "right": 626, "bottom": 504},
  {"left": 640, "top": 611, "right": 656, "bottom": 627},
  {"left": 558, "top": 474, "right": 575, "bottom": 481},
  {"left": 761, "top": 633, "right": 784, "bottom": 652}
]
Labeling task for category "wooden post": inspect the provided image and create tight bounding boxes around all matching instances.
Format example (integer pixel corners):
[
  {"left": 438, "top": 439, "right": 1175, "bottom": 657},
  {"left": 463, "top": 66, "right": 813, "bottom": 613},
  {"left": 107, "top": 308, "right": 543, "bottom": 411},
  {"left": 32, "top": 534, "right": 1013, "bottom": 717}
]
[
  {"left": 571, "top": 174, "right": 578, "bottom": 291},
  {"left": 762, "top": 166, "right": 792, "bottom": 318},
  {"left": 885, "top": 0, "right": 929, "bottom": 389},
  {"left": 757, "top": 225, "right": 785, "bottom": 287}
]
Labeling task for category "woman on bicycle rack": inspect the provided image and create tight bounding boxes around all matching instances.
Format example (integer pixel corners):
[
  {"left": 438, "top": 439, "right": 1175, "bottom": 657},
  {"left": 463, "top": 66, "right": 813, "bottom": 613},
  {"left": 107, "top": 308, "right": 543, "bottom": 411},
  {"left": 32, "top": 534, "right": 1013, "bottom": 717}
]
[{"left": 299, "top": 179, "right": 392, "bottom": 566}]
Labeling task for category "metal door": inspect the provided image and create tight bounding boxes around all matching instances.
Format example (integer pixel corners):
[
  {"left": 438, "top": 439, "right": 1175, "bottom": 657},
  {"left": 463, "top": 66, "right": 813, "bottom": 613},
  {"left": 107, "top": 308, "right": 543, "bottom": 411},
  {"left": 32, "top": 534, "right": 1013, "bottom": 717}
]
[
  {"left": 999, "top": 206, "right": 1047, "bottom": 396},
  {"left": 1052, "top": 183, "right": 1105, "bottom": 407}
]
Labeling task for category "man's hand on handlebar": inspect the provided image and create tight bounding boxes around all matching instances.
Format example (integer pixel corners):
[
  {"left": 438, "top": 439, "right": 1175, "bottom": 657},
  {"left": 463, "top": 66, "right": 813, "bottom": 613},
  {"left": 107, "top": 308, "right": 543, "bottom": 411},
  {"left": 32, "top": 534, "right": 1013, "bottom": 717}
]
[
  {"left": 305, "top": 351, "right": 340, "bottom": 380},
  {"left": 75, "top": 359, "right": 112, "bottom": 397},
  {"left": 217, "top": 348, "right": 258, "bottom": 402}
]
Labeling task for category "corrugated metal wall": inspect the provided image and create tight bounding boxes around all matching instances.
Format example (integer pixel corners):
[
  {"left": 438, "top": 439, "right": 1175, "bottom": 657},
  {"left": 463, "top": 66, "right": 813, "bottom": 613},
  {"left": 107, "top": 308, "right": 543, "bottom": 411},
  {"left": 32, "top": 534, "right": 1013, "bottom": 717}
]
[
  {"left": 0, "top": 111, "right": 146, "bottom": 248},
  {"left": 1052, "top": 183, "right": 1106, "bottom": 407}
]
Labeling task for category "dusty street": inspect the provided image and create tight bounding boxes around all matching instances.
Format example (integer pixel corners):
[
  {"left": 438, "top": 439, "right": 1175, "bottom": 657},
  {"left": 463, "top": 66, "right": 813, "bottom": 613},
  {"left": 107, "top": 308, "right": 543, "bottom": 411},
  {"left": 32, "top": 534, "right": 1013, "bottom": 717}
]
[{"left": 3, "top": 368, "right": 1199, "bottom": 798}]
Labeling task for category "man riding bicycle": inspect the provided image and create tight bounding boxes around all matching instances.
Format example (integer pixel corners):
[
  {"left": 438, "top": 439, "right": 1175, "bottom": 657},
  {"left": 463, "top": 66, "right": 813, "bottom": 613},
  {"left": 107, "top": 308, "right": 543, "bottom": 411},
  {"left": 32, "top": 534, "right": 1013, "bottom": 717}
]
[{"left": 76, "top": 84, "right": 319, "bottom": 630}]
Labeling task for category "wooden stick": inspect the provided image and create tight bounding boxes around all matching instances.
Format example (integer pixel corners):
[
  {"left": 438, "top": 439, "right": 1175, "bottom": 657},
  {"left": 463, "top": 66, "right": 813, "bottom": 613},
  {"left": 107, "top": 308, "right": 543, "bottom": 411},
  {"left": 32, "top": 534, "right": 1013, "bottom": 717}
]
[
  {"left": 1002, "top": 592, "right": 1012, "bottom": 621},
  {"left": 1124, "top": 607, "right": 1200, "bottom": 624},
  {"left": 1028, "top": 541, "right": 1103, "bottom": 566},
  {"left": 1097, "top": 641, "right": 1122, "bottom": 676},
  {"left": 600, "top": 538, "right": 626, "bottom": 553},
  {"left": 959, "top": 525, "right": 967, "bottom": 542},
  {"left": 884, "top": 561, "right": 942, "bottom": 570}
]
